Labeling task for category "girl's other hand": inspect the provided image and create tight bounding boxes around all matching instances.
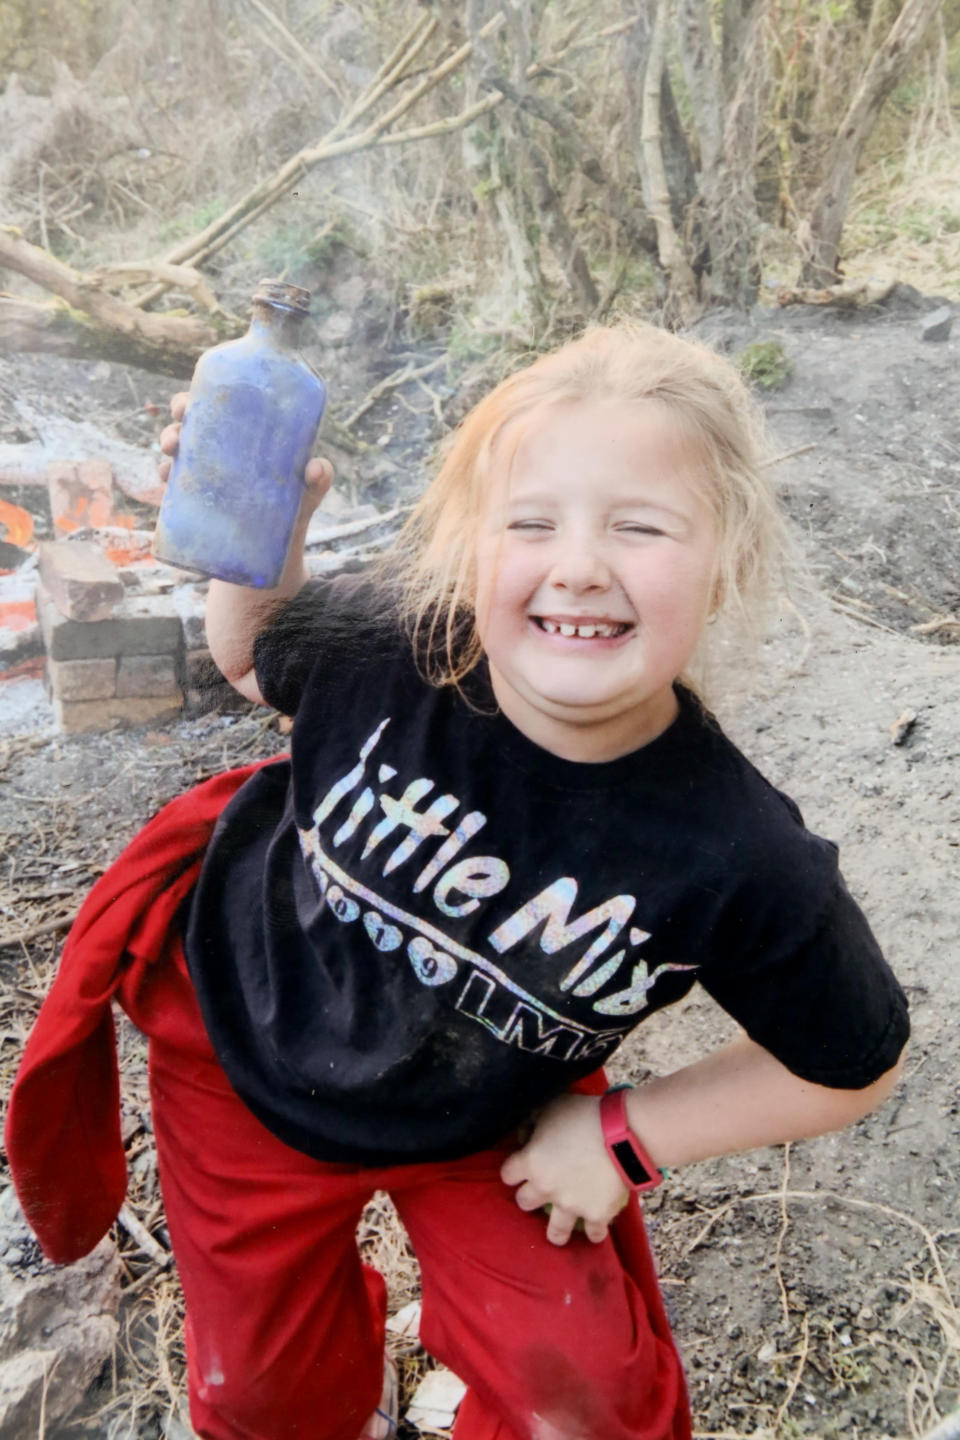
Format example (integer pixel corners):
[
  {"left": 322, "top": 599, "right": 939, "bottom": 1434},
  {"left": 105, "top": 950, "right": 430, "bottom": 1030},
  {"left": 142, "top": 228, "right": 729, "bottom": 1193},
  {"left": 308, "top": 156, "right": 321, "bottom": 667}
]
[
  {"left": 157, "top": 391, "right": 334, "bottom": 503},
  {"left": 500, "top": 1093, "right": 629, "bottom": 1247}
]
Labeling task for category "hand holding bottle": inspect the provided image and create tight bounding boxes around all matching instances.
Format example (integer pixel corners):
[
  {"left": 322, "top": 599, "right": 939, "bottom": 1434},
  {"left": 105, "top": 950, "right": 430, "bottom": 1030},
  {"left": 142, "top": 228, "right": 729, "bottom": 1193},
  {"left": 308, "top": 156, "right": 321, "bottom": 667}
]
[{"left": 158, "top": 392, "right": 334, "bottom": 506}]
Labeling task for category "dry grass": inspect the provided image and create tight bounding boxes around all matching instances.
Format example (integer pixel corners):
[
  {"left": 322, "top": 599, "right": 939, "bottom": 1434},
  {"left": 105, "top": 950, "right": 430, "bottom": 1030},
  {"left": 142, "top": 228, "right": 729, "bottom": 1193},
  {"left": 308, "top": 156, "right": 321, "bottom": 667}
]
[{"left": 843, "top": 133, "right": 960, "bottom": 301}]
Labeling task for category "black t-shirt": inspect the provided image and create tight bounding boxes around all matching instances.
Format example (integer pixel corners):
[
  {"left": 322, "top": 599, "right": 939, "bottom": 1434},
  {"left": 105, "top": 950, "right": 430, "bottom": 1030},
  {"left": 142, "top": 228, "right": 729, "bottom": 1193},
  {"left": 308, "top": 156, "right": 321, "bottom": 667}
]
[{"left": 184, "top": 579, "right": 909, "bottom": 1165}]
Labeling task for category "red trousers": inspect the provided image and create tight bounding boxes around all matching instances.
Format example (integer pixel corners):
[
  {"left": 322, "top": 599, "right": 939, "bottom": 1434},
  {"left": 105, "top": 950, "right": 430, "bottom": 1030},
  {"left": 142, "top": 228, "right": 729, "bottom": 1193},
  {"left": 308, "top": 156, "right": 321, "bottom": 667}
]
[
  {"left": 151, "top": 957, "right": 689, "bottom": 1440},
  {"left": 6, "top": 762, "right": 690, "bottom": 1440}
]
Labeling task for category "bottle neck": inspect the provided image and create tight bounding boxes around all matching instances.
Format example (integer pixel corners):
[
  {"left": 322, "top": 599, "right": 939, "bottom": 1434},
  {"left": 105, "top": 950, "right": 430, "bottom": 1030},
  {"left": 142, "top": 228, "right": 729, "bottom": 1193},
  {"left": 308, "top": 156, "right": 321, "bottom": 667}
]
[{"left": 249, "top": 304, "right": 306, "bottom": 349}]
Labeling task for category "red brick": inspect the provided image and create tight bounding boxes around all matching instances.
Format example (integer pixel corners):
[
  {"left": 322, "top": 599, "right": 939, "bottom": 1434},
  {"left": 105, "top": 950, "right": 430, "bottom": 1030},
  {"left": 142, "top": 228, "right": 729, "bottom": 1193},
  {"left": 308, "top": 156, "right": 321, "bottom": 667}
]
[
  {"left": 38, "top": 540, "right": 124, "bottom": 622},
  {"left": 46, "top": 656, "right": 116, "bottom": 701},
  {"left": 116, "top": 654, "right": 179, "bottom": 698}
]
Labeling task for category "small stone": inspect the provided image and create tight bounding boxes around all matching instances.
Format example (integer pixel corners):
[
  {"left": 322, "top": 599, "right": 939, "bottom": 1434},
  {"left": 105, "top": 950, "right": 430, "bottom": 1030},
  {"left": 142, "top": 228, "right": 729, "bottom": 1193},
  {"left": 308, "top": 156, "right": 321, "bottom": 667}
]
[
  {"left": 38, "top": 540, "right": 125, "bottom": 622},
  {"left": 921, "top": 305, "right": 952, "bottom": 342},
  {"left": 0, "top": 1188, "right": 121, "bottom": 1434},
  {"left": 406, "top": 1367, "right": 467, "bottom": 1432},
  {"left": 386, "top": 1299, "right": 422, "bottom": 1339},
  {"left": 890, "top": 708, "right": 918, "bottom": 745}
]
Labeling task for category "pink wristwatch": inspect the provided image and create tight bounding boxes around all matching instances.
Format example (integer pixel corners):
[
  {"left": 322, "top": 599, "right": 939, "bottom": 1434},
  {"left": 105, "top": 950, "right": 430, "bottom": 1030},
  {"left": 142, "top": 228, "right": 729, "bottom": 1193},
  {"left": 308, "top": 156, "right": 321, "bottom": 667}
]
[{"left": 599, "top": 1087, "right": 664, "bottom": 1194}]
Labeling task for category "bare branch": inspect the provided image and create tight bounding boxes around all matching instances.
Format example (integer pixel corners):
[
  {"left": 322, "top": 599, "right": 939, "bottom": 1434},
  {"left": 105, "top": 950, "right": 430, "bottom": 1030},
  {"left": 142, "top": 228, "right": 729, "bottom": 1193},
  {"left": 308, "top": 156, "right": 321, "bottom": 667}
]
[
  {"left": 240, "top": 0, "right": 341, "bottom": 98},
  {"left": 639, "top": 0, "right": 699, "bottom": 318}
]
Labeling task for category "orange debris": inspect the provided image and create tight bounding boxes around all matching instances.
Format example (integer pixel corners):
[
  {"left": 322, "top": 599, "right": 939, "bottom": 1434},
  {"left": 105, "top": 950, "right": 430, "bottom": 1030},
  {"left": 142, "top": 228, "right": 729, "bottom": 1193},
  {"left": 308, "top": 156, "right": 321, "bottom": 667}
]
[
  {"left": 0, "top": 598, "right": 38, "bottom": 632},
  {"left": 0, "top": 497, "right": 36, "bottom": 549},
  {"left": 0, "top": 654, "right": 45, "bottom": 683}
]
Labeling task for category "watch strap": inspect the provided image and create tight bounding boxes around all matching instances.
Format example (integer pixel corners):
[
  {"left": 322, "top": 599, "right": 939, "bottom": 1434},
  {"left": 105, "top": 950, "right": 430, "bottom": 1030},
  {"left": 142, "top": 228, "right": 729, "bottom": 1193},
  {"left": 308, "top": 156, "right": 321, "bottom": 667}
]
[{"left": 599, "top": 1087, "right": 664, "bottom": 1194}]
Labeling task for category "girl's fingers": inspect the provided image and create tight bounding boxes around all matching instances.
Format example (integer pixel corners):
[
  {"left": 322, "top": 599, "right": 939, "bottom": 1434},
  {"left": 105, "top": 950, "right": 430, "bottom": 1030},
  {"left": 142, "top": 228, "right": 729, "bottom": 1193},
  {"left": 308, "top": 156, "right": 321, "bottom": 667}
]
[
  {"left": 304, "top": 456, "right": 334, "bottom": 497},
  {"left": 513, "top": 1182, "right": 545, "bottom": 1213},
  {"left": 545, "top": 1205, "right": 577, "bottom": 1247},
  {"left": 582, "top": 1219, "right": 609, "bottom": 1245},
  {"left": 157, "top": 457, "right": 172, "bottom": 486},
  {"left": 159, "top": 422, "right": 182, "bottom": 458},
  {"left": 170, "top": 391, "right": 189, "bottom": 421},
  {"left": 499, "top": 1150, "right": 527, "bottom": 1186}
]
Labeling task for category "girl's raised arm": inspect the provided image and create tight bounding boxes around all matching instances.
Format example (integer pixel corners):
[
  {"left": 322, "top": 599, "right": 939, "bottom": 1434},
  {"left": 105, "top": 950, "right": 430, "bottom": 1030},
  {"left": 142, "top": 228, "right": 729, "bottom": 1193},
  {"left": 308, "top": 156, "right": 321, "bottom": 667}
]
[{"left": 158, "top": 392, "right": 333, "bottom": 705}]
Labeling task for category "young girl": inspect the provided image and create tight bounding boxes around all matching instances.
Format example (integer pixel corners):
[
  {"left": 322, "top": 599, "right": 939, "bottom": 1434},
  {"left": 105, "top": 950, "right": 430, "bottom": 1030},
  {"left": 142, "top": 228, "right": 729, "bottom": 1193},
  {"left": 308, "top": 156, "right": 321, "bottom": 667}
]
[{"left": 8, "top": 323, "right": 908, "bottom": 1440}]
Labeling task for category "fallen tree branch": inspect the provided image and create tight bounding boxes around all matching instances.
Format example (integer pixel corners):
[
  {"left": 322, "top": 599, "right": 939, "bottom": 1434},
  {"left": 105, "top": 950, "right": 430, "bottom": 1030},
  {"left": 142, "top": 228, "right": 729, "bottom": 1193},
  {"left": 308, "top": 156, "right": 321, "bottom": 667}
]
[
  {"left": 0, "top": 227, "right": 236, "bottom": 375},
  {"left": 87, "top": 261, "right": 226, "bottom": 314}
]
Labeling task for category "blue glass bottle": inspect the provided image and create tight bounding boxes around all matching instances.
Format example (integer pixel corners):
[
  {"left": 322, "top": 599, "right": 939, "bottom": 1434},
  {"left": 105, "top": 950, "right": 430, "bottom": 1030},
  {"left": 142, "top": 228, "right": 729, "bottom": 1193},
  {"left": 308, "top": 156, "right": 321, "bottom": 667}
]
[{"left": 153, "top": 280, "right": 327, "bottom": 588}]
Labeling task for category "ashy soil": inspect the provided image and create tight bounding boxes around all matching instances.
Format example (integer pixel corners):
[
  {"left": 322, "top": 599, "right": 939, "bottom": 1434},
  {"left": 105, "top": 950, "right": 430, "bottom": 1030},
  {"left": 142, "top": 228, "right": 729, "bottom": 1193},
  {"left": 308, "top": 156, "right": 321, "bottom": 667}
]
[{"left": 0, "top": 286, "right": 958, "bottom": 1440}]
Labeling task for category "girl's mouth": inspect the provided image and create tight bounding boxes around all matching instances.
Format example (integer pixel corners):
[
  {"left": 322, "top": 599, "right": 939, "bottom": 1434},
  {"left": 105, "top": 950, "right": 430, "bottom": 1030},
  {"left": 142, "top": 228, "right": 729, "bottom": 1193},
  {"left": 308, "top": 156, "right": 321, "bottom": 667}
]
[{"left": 532, "top": 617, "right": 633, "bottom": 640}]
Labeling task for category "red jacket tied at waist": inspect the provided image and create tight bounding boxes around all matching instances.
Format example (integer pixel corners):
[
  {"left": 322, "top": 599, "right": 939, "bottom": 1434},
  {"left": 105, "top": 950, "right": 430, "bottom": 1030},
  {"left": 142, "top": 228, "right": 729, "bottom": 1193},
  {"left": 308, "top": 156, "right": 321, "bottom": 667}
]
[{"left": 4, "top": 761, "right": 275, "bottom": 1265}]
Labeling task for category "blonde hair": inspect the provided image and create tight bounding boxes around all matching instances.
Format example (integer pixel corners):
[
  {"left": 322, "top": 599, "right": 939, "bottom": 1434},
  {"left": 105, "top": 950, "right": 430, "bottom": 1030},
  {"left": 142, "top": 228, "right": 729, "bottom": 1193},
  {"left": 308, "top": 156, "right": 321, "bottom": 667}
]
[{"left": 377, "top": 322, "right": 787, "bottom": 692}]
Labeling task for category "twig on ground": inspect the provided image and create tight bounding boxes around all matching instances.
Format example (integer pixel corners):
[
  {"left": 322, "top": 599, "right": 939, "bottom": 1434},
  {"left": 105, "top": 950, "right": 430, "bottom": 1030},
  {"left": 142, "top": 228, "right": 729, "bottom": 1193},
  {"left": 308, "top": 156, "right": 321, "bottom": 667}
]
[
  {"left": 118, "top": 1201, "right": 172, "bottom": 1268},
  {"left": 829, "top": 599, "right": 902, "bottom": 635},
  {"left": 761, "top": 442, "right": 818, "bottom": 467},
  {"left": 0, "top": 913, "right": 77, "bottom": 948},
  {"left": 119, "top": 1263, "right": 167, "bottom": 1304},
  {"left": 775, "top": 1311, "right": 811, "bottom": 1434},
  {"left": 339, "top": 357, "right": 445, "bottom": 432},
  {"left": 773, "top": 1144, "right": 792, "bottom": 1328},
  {"left": 911, "top": 616, "right": 960, "bottom": 635}
]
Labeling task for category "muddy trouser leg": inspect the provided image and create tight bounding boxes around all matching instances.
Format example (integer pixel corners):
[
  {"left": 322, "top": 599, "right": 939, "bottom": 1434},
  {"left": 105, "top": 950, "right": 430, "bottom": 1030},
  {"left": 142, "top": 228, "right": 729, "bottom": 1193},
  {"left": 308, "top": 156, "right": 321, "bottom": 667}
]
[
  {"left": 148, "top": 1033, "right": 386, "bottom": 1440},
  {"left": 390, "top": 1153, "right": 691, "bottom": 1440}
]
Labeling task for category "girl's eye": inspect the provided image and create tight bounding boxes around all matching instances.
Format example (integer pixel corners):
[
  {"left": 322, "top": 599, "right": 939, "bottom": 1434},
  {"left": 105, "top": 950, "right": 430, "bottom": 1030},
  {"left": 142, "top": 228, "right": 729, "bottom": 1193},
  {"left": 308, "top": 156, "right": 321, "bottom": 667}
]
[
  {"left": 507, "top": 520, "right": 552, "bottom": 532},
  {"left": 616, "top": 523, "right": 664, "bottom": 537}
]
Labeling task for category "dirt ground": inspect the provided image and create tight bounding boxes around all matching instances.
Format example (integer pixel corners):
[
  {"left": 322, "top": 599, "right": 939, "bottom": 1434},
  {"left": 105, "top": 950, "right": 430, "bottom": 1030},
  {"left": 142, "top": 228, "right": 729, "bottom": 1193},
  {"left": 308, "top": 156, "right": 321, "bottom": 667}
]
[{"left": 0, "top": 287, "right": 958, "bottom": 1439}]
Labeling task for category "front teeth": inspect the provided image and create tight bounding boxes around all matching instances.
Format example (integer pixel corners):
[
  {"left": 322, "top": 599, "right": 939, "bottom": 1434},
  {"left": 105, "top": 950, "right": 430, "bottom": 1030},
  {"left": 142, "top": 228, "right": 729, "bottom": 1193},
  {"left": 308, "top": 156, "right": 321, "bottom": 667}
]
[{"left": 540, "top": 619, "right": 621, "bottom": 638}]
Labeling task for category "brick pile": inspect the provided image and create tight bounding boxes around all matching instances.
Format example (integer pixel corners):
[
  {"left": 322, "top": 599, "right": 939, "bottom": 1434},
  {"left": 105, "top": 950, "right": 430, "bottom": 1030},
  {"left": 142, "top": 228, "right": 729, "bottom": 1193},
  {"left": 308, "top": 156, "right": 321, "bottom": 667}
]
[
  {"left": 17, "top": 454, "right": 250, "bottom": 734},
  {"left": 38, "top": 540, "right": 185, "bottom": 734},
  {"left": 6, "top": 453, "right": 384, "bottom": 734}
]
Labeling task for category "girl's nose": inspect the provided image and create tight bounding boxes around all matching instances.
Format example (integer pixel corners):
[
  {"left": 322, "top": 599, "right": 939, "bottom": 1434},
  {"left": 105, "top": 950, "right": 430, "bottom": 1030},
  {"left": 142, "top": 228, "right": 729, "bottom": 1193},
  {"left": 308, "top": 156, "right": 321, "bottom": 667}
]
[{"left": 549, "top": 538, "right": 611, "bottom": 593}]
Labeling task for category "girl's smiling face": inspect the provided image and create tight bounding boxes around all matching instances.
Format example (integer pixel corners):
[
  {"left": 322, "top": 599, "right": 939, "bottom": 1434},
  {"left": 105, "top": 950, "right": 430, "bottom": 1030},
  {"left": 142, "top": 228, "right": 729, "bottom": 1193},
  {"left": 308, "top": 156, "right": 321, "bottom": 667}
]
[{"left": 474, "top": 397, "right": 720, "bottom": 762}]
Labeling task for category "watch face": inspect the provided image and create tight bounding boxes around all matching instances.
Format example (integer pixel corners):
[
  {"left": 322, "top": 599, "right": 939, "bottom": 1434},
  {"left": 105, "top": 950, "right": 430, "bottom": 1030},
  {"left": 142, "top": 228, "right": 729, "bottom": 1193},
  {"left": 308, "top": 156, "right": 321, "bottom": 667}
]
[{"left": 612, "top": 1138, "right": 655, "bottom": 1187}]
